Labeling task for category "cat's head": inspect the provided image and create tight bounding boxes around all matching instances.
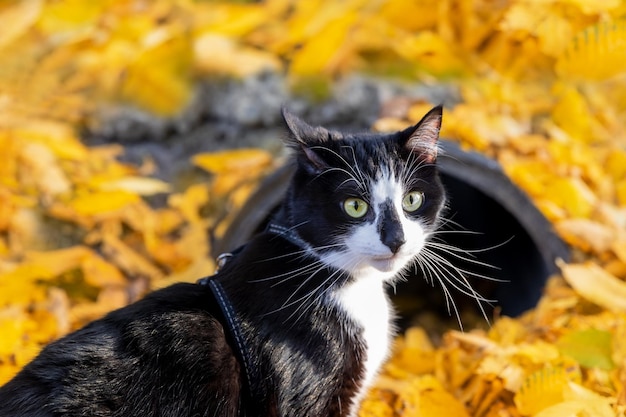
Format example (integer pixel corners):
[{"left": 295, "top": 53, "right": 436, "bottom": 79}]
[{"left": 280, "top": 106, "right": 445, "bottom": 283}]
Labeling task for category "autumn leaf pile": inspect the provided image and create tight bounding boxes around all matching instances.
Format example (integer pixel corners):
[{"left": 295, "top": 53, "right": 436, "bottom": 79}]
[{"left": 1, "top": 1, "right": 625, "bottom": 416}]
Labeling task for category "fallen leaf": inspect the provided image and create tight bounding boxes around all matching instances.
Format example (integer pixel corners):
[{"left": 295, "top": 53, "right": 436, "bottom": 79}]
[
  {"left": 560, "top": 260, "right": 626, "bottom": 311},
  {"left": 555, "top": 218, "right": 615, "bottom": 254},
  {"left": 534, "top": 381, "right": 615, "bottom": 417},
  {"left": 193, "top": 148, "right": 273, "bottom": 175},
  {"left": 67, "top": 190, "right": 141, "bottom": 217},
  {"left": 194, "top": 34, "right": 282, "bottom": 77},
  {"left": 0, "top": 0, "right": 41, "bottom": 50},
  {"left": 399, "top": 375, "right": 471, "bottom": 417},
  {"left": 19, "top": 142, "right": 71, "bottom": 197},
  {"left": 557, "top": 329, "right": 615, "bottom": 370},
  {"left": 96, "top": 176, "right": 171, "bottom": 196}
]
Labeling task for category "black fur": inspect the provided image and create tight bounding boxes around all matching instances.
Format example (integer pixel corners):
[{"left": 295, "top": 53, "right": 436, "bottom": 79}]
[{"left": 0, "top": 107, "right": 445, "bottom": 417}]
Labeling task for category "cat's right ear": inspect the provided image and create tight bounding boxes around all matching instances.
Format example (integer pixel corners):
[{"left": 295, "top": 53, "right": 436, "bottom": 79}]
[
  {"left": 402, "top": 105, "right": 442, "bottom": 163},
  {"left": 281, "top": 107, "right": 330, "bottom": 174}
]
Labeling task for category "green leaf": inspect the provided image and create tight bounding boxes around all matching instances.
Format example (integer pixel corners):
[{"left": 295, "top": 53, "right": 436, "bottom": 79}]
[{"left": 556, "top": 329, "right": 615, "bottom": 370}]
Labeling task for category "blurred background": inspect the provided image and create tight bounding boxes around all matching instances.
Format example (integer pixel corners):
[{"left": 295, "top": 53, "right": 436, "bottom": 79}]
[{"left": 0, "top": 1, "right": 625, "bottom": 415}]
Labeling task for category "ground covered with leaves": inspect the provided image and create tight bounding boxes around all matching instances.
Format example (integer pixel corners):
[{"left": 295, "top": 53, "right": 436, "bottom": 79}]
[{"left": 0, "top": 1, "right": 625, "bottom": 416}]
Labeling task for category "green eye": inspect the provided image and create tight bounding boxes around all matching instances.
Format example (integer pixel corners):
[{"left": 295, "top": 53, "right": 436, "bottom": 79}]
[
  {"left": 343, "top": 198, "right": 369, "bottom": 218},
  {"left": 402, "top": 191, "right": 424, "bottom": 212}
]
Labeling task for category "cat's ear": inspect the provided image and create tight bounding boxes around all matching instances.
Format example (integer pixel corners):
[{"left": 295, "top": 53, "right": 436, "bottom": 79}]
[
  {"left": 402, "top": 105, "right": 442, "bottom": 163},
  {"left": 281, "top": 107, "right": 330, "bottom": 174}
]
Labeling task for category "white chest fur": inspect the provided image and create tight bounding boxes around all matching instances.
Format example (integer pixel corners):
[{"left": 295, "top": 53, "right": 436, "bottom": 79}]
[{"left": 334, "top": 275, "right": 393, "bottom": 416}]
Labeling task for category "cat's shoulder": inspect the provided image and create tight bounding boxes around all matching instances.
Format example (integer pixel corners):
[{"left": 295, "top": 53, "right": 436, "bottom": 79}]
[
  {"left": 107, "top": 281, "right": 216, "bottom": 318},
  {"left": 90, "top": 282, "right": 226, "bottom": 348},
  {"left": 0, "top": 281, "right": 241, "bottom": 417}
]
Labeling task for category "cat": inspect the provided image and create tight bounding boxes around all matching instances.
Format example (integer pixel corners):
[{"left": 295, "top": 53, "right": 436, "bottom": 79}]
[{"left": 0, "top": 105, "right": 446, "bottom": 417}]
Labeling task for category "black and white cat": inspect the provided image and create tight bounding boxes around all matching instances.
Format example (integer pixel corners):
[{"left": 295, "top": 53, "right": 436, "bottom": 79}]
[{"left": 0, "top": 106, "right": 446, "bottom": 417}]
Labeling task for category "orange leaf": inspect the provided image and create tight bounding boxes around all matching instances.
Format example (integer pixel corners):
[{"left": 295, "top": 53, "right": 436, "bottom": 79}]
[{"left": 192, "top": 148, "right": 273, "bottom": 174}]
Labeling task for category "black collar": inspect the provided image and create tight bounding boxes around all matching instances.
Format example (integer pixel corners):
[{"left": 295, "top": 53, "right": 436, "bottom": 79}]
[{"left": 197, "top": 222, "right": 309, "bottom": 415}]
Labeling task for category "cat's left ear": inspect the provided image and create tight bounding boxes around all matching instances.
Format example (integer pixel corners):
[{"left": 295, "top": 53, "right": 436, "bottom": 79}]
[
  {"left": 281, "top": 107, "right": 331, "bottom": 174},
  {"left": 402, "top": 105, "right": 442, "bottom": 163}
]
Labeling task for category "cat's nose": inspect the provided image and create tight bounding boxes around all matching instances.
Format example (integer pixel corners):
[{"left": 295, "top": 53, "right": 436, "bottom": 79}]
[
  {"left": 378, "top": 200, "right": 406, "bottom": 254},
  {"left": 383, "top": 235, "right": 405, "bottom": 254},
  {"left": 379, "top": 217, "right": 406, "bottom": 254}
]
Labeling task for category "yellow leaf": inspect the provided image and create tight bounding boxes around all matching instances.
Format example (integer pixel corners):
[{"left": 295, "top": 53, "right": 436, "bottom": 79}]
[
  {"left": 19, "top": 142, "right": 71, "bottom": 196},
  {"left": 535, "top": 15, "right": 573, "bottom": 56},
  {"left": 503, "top": 159, "right": 553, "bottom": 197},
  {"left": 613, "top": 240, "right": 626, "bottom": 264},
  {"left": 534, "top": 400, "right": 611, "bottom": 417},
  {"left": 12, "top": 121, "right": 88, "bottom": 160},
  {"left": 399, "top": 375, "right": 471, "bottom": 417},
  {"left": 606, "top": 148, "right": 626, "bottom": 182},
  {"left": 377, "top": 0, "right": 438, "bottom": 32},
  {"left": 544, "top": 177, "right": 596, "bottom": 218},
  {"left": 556, "top": 19, "right": 626, "bottom": 80},
  {"left": 289, "top": 5, "right": 359, "bottom": 77},
  {"left": 194, "top": 34, "right": 281, "bottom": 77},
  {"left": 196, "top": 3, "right": 271, "bottom": 37},
  {"left": 0, "top": 307, "right": 39, "bottom": 356},
  {"left": 119, "top": 21, "right": 194, "bottom": 115},
  {"left": 617, "top": 179, "right": 626, "bottom": 207},
  {"left": 168, "top": 183, "right": 210, "bottom": 224},
  {"left": 68, "top": 191, "right": 140, "bottom": 217},
  {"left": 192, "top": 148, "right": 273, "bottom": 174},
  {"left": 121, "top": 63, "right": 192, "bottom": 116},
  {"left": 555, "top": 218, "right": 615, "bottom": 254},
  {"left": 37, "top": 0, "right": 105, "bottom": 33},
  {"left": 500, "top": 3, "right": 542, "bottom": 35},
  {"left": 358, "top": 393, "right": 395, "bottom": 417},
  {"left": 95, "top": 286, "right": 128, "bottom": 312},
  {"left": 561, "top": 0, "right": 621, "bottom": 15},
  {"left": 372, "top": 117, "right": 410, "bottom": 133},
  {"left": 533, "top": 199, "right": 568, "bottom": 222},
  {"left": 0, "top": 265, "right": 52, "bottom": 306},
  {"left": 515, "top": 363, "right": 582, "bottom": 415},
  {"left": 100, "top": 234, "right": 163, "bottom": 282},
  {"left": 24, "top": 247, "right": 90, "bottom": 277},
  {"left": 551, "top": 84, "right": 592, "bottom": 142},
  {"left": 534, "top": 382, "right": 615, "bottom": 417},
  {"left": 0, "top": 0, "right": 41, "bottom": 50},
  {"left": 96, "top": 176, "right": 171, "bottom": 196},
  {"left": 393, "top": 31, "right": 466, "bottom": 77},
  {"left": 80, "top": 252, "right": 126, "bottom": 288},
  {"left": 560, "top": 260, "right": 626, "bottom": 311},
  {"left": 0, "top": 364, "right": 21, "bottom": 386}
]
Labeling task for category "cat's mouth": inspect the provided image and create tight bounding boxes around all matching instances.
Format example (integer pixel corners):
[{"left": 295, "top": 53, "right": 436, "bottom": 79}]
[{"left": 369, "top": 254, "right": 401, "bottom": 272}]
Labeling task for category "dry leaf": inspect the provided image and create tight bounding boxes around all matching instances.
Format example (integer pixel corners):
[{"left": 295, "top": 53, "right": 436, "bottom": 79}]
[
  {"left": 0, "top": 0, "right": 41, "bottom": 50},
  {"left": 194, "top": 34, "right": 281, "bottom": 77},
  {"left": 555, "top": 219, "right": 615, "bottom": 254},
  {"left": 193, "top": 148, "right": 273, "bottom": 175},
  {"left": 534, "top": 382, "right": 615, "bottom": 417},
  {"left": 556, "top": 329, "right": 614, "bottom": 370},
  {"left": 560, "top": 260, "right": 626, "bottom": 311},
  {"left": 67, "top": 191, "right": 141, "bottom": 217},
  {"left": 96, "top": 176, "right": 171, "bottom": 196},
  {"left": 399, "top": 375, "right": 471, "bottom": 417}
]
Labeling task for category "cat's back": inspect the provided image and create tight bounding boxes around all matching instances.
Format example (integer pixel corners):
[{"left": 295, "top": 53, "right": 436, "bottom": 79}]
[{"left": 0, "top": 283, "right": 242, "bottom": 417}]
